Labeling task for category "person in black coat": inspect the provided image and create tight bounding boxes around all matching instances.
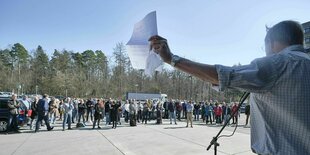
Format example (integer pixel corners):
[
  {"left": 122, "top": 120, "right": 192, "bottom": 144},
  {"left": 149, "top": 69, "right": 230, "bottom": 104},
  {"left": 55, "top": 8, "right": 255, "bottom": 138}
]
[
  {"left": 110, "top": 101, "right": 120, "bottom": 129},
  {"left": 244, "top": 104, "right": 250, "bottom": 127},
  {"left": 30, "top": 96, "right": 39, "bottom": 130},
  {"left": 156, "top": 102, "right": 163, "bottom": 124},
  {"left": 93, "top": 100, "right": 104, "bottom": 129},
  {"left": 78, "top": 99, "right": 87, "bottom": 125},
  {"left": 86, "top": 99, "right": 94, "bottom": 122}
]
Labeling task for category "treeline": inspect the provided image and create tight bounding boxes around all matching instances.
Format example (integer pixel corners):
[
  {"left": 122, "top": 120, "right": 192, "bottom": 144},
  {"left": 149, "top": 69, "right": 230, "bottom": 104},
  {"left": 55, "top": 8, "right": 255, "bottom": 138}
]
[{"left": 0, "top": 42, "right": 241, "bottom": 102}]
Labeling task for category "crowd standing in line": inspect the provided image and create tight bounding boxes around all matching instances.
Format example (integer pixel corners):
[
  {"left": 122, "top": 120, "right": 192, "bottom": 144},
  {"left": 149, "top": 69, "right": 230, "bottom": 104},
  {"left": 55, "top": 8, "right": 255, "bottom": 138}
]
[{"left": 6, "top": 93, "right": 249, "bottom": 134}]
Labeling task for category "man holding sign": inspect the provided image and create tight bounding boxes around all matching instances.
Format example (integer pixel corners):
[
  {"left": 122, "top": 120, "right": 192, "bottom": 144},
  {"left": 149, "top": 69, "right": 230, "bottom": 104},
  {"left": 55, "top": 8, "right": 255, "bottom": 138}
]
[{"left": 149, "top": 21, "right": 310, "bottom": 155}]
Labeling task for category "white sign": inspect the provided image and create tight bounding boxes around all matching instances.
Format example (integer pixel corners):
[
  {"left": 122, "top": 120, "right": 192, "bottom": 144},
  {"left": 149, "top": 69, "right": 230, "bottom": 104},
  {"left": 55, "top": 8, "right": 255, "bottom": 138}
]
[{"left": 126, "top": 11, "right": 163, "bottom": 76}]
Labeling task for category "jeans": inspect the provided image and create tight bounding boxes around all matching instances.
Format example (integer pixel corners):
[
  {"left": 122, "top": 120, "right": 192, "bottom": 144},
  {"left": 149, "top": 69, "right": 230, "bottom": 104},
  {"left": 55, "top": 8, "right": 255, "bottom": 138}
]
[
  {"left": 63, "top": 113, "right": 72, "bottom": 130},
  {"left": 223, "top": 114, "right": 230, "bottom": 125},
  {"left": 182, "top": 109, "right": 187, "bottom": 118},
  {"left": 142, "top": 111, "right": 148, "bottom": 124},
  {"left": 78, "top": 112, "right": 85, "bottom": 124},
  {"left": 194, "top": 109, "right": 200, "bottom": 121},
  {"left": 30, "top": 115, "right": 37, "bottom": 130},
  {"left": 86, "top": 109, "right": 93, "bottom": 122},
  {"left": 35, "top": 113, "right": 52, "bottom": 131},
  {"left": 137, "top": 110, "right": 142, "bottom": 122},
  {"left": 205, "top": 113, "right": 212, "bottom": 124},
  {"left": 8, "top": 114, "right": 18, "bottom": 131},
  {"left": 49, "top": 111, "right": 57, "bottom": 124},
  {"left": 101, "top": 111, "right": 105, "bottom": 122},
  {"left": 149, "top": 110, "right": 154, "bottom": 120},
  {"left": 169, "top": 111, "right": 176, "bottom": 124},
  {"left": 164, "top": 110, "right": 168, "bottom": 119},
  {"left": 124, "top": 111, "right": 129, "bottom": 122},
  {"left": 72, "top": 109, "right": 78, "bottom": 123},
  {"left": 105, "top": 112, "right": 110, "bottom": 125},
  {"left": 176, "top": 110, "right": 181, "bottom": 120}
]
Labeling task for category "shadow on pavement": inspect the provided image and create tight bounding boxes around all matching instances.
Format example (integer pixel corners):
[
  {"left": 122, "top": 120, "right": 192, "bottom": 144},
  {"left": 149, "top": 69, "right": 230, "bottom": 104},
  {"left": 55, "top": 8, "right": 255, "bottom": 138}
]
[{"left": 164, "top": 126, "right": 187, "bottom": 129}]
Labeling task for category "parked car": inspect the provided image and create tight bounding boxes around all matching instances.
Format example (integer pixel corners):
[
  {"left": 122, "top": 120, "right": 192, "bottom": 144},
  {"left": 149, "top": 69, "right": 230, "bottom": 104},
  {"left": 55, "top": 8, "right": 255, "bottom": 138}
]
[
  {"left": 0, "top": 92, "right": 13, "bottom": 98},
  {"left": 0, "top": 97, "right": 27, "bottom": 132}
]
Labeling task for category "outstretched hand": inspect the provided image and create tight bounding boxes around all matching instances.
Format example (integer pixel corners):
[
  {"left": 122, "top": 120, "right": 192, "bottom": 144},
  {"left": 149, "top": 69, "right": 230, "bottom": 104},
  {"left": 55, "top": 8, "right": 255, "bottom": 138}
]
[{"left": 148, "top": 35, "right": 173, "bottom": 64}]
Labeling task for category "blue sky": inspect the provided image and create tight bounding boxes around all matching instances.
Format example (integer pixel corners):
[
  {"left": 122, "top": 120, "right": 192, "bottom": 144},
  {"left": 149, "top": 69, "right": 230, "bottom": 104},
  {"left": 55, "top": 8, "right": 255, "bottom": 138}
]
[{"left": 1, "top": 0, "right": 309, "bottom": 66}]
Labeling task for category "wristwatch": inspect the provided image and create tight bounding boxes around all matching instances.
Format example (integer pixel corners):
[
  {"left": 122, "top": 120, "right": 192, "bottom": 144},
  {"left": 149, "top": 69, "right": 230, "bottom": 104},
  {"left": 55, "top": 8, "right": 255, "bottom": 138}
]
[{"left": 170, "top": 55, "right": 181, "bottom": 67}]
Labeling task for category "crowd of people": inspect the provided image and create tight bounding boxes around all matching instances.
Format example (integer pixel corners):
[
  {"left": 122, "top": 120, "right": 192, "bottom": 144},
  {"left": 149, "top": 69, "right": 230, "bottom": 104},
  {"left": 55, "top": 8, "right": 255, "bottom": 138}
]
[{"left": 6, "top": 93, "right": 250, "bottom": 133}]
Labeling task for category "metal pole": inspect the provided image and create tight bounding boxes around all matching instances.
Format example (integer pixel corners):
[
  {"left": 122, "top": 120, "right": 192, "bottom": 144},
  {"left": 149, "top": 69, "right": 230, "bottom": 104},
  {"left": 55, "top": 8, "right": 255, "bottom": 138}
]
[{"left": 190, "top": 76, "right": 193, "bottom": 100}]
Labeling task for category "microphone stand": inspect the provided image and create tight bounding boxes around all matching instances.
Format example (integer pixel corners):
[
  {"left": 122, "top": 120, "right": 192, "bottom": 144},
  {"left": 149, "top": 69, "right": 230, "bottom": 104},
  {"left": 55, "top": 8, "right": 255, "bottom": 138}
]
[{"left": 206, "top": 92, "right": 250, "bottom": 155}]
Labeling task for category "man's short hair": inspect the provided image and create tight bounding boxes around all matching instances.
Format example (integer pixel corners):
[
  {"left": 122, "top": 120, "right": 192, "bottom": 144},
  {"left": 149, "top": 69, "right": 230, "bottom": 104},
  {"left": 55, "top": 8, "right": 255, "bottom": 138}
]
[
  {"left": 265, "top": 20, "right": 304, "bottom": 46},
  {"left": 43, "top": 94, "right": 49, "bottom": 98}
]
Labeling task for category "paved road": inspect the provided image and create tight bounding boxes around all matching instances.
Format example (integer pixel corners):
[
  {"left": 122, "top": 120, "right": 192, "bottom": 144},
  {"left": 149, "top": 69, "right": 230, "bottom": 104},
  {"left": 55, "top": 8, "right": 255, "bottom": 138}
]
[{"left": 0, "top": 115, "right": 254, "bottom": 155}]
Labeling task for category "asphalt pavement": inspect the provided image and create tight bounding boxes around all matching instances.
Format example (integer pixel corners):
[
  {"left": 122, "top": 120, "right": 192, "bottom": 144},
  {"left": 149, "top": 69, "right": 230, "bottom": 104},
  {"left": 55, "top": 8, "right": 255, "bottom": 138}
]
[{"left": 0, "top": 115, "right": 254, "bottom": 155}]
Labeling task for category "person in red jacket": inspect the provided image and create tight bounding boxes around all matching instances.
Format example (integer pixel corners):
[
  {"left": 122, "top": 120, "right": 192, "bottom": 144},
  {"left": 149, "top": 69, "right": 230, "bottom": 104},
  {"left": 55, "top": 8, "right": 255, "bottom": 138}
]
[
  {"left": 231, "top": 102, "right": 239, "bottom": 124},
  {"left": 213, "top": 103, "right": 222, "bottom": 124}
]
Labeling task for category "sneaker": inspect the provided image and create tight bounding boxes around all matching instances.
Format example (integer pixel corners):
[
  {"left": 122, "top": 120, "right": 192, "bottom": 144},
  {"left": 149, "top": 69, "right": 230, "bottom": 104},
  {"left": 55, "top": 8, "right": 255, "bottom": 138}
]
[
  {"left": 98, "top": 126, "right": 101, "bottom": 129},
  {"left": 186, "top": 125, "right": 188, "bottom": 128},
  {"left": 191, "top": 126, "right": 193, "bottom": 128}
]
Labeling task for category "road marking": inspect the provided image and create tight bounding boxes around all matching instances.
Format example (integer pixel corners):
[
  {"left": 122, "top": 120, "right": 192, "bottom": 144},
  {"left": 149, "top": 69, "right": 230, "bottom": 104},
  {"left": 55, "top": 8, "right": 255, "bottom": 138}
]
[
  {"left": 96, "top": 130, "right": 125, "bottom": 155},
  {"left": 11, "top": 133, "right": 33, "bottom": 155}
]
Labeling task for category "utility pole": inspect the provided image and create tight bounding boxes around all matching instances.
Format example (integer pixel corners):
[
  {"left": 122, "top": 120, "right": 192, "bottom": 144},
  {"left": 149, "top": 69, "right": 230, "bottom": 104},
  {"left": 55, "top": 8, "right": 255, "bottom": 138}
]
[{"left": 189, "top": 75, "right": 193, "bottom": 100}]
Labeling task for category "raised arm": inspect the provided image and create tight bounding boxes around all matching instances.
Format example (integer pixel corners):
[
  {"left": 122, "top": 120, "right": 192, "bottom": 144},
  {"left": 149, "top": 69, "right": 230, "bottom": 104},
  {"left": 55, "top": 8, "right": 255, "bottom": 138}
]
[{"left": 149, "top": 35, "right": 219, "bottom": 85}]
